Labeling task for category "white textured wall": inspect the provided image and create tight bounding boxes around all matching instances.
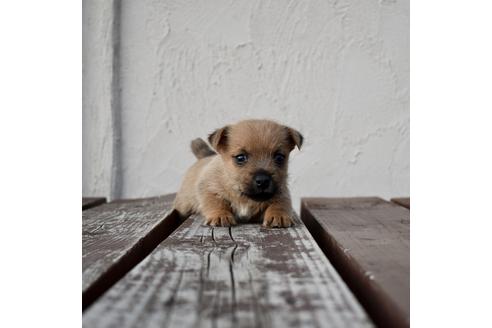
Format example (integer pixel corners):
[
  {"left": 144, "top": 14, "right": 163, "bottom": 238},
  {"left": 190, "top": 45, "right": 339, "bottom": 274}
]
[{"left": 83, "top": 0, "right": 409, "bottom": 208}]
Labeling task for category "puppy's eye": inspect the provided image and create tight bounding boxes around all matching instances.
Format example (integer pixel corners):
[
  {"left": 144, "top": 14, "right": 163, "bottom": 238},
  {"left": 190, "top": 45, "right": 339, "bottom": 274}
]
[
  {"left": 234, "top": 154, "right": 248, "bottom": 165},
  {"left": 274, "top": 153, "right": 285, "bottom": 165}
]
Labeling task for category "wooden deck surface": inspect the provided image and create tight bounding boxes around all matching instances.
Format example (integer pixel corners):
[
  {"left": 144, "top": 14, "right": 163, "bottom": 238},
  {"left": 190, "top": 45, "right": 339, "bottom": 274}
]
[
  {"left": 301, "top": 198, "right": 410, "bottom": 328},
  {"left": 83, "top": 213, "right": 373, "bottom": 328},
  {"left": 82, "top": 194, "right": 181, "bottom": 309}
]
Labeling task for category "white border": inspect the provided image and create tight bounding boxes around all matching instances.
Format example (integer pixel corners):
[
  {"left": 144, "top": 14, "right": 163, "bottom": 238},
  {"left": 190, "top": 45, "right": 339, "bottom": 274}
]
[
  {"left": 1, "top": 0, "right": 492, "bottom": 326},
  {"left": 412, "top": 1, "right": 492, "bottom": 326},
  {"left": 0, "top": 1, "right": 81, "bottom": 327}
]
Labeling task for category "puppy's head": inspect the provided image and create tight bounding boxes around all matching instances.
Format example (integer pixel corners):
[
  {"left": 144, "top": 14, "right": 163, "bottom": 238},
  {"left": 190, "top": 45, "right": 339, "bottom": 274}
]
[{"left": 208, "top": 119, "right": 303, "bottom": 202}]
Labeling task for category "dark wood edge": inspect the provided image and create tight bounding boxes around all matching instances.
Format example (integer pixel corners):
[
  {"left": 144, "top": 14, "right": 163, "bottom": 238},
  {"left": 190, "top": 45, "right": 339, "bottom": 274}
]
[
  {"left": 390, "top": 198, "right": 410, "bottom": 210},
  {"left": 83, "top": 208, "right": 185, "bottom": 311},
  {"left": 300, "top": 199, "right": 409, "bottom": 328},
  {"left": 82, "top": 198, "right": 107, "bottom": 210}
]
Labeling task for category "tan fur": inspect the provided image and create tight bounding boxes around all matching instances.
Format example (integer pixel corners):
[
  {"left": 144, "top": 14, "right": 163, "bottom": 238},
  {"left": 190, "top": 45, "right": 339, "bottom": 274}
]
[{"left": 174, "top": 119, "right": 303, "bottom": 228}]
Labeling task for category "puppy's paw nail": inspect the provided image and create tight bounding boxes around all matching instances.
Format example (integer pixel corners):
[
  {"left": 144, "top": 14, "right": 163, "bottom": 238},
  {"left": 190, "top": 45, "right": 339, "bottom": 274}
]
[
  {"left": 283, "top": 216, "right": 293, "bottom": 227},
  {"left": 204, "top": 217, "right": 216, "bottom": 226},
  {"left": 220, "top": 215, "right": 236, "bottom": 227},
  {"left": 262, "top": 216, "right": 273, "bottom": 227},
  {"left": 204, "top": 213, "right": 236, "bottom": 227},
  {"left": 263, "top": 213, "right": 293, "bottom": 228}
]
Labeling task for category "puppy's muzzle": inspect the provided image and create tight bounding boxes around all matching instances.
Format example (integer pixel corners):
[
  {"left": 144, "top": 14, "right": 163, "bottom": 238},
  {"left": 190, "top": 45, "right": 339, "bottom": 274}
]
[{"left": 244, "top": 170, "right": 276, "bottom": 202}]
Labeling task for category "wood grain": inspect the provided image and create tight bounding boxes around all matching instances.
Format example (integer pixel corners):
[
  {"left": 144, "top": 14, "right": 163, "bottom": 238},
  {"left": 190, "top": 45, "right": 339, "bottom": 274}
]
[
  {"left": 83, "top": 194, "right": 181, "bottom": 309},
  {"left": 390, "top": 198, "right": 410, "bottom": 209},
  {"left": 301, "top": 198, "right": 409, "bottom": 328},
  {"left": 83, "top": 214, "right": 373, "bottom": 328},
  {"left": 82, "top": 197, "right": 106, "bottom": 210}
]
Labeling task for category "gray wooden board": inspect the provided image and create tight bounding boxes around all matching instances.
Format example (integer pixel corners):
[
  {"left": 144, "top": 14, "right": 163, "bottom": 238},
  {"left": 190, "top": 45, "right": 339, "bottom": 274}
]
[
  {"left": 301, "top": 198, "right": 410, "bottom": 328},
  {"left": 83, "top": 194, "right": 180, "bottom": 309},
  {"left": 83, "top": 197, "right": 107, "bottom": 210},
  {"left": 83, "top": 214, "right": 373, "bottom": 328},
  {"left": 390, "top": 198, "right": 410, "bottom": 210}
]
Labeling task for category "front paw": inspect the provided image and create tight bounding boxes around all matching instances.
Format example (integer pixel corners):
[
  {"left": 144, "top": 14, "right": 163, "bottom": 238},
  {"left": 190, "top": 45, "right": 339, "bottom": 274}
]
[
  {"left": 204, "top": 212, "right": 237, "bottom": 227},
  {"left": 263, "top": 211, "right": 294, "bottom": 228}
]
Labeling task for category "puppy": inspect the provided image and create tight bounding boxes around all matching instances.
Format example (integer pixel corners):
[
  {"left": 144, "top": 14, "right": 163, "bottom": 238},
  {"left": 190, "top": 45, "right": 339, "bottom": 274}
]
[{"left": 174, "top": 119, "right": 303, "bottom": 228}]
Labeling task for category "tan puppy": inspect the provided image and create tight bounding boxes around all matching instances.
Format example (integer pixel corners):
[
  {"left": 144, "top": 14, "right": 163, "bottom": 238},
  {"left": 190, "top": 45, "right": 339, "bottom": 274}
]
[{"left": 174, "top": 119, "right": 303, "bottom": 228}]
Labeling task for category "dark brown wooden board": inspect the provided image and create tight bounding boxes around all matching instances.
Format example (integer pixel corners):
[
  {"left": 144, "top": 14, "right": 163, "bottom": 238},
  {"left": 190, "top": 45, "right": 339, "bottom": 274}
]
[
  {"left": 82, "top": 197, "right": 106, "bottom": 210},
  {"left": 83, "top": 194, "right": 181, "bottom": 309},
  {"left": 83, "top": 214, "right": 373, "bottom": 328},
  {"left": 301, "top": 198, "right": 410, "bottom": 328},
  {"left": 390, "top": 198, "right": 410, "bottom": 209}
]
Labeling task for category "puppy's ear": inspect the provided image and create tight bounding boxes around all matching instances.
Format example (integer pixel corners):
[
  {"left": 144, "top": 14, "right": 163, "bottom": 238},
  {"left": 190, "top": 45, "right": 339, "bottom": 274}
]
[
  {"left": 208, "top": 126, "right": 229, "bottom": 153},
  {"left": 286, "top": 127, "right": 304, "bottom": 151}
]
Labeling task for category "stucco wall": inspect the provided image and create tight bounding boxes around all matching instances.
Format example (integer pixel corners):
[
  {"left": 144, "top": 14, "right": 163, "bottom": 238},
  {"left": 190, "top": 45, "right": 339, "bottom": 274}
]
[{"left": 83, "top": 0, "right": 409, "bottom": 209}]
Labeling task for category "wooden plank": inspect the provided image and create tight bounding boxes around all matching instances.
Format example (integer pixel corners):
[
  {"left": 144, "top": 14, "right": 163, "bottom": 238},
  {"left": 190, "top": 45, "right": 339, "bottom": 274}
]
[
  {"left": 301, "top": 198, "right": 410, "bottom": 328},
  {"left": 83, "top": 214, "right": 373, "bottom": 328},
  {"left": 82, "top": 197, "right": 106, "bottom": 210},
  {"left": 83, "top": 194, "right": 181, "bottom": 310},
  {"left": 391, "top": 197, "right": 410, "bottom": 209}
]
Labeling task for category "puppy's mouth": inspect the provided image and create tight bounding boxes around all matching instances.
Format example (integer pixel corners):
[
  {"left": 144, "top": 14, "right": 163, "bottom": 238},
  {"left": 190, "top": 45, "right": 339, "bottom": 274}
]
[
  {"left": 242, "top": 183, "right": 277, "bottom": 202},
  {"left": 243, "top": 191, "right": 275, "bottom": 202}
]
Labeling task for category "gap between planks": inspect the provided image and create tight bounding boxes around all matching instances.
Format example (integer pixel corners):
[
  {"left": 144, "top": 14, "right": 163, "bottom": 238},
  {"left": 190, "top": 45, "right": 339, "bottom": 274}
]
[
  {"left": 390, "top": 197, "right": 410, "bottom": 210},
  {"left": 301, "top": 197, "right": 410, "bottom": 328},
  {"left": 83, "top": 194, "right": 182, "bottom": 310},
  {"left": 82, "top": 197, "right": 107, "bottom": 210}
]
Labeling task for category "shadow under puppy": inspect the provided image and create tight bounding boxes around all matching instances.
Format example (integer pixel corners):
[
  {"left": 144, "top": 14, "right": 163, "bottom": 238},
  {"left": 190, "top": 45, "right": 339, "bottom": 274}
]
[{"left": 174, "top": 119, "right": 303, "bottom": 228}]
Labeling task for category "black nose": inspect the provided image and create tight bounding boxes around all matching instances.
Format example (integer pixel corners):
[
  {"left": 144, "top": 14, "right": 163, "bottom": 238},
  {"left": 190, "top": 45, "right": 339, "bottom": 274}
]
[{"left": 254, "top": 173, "right": 271, "bottom": 190}]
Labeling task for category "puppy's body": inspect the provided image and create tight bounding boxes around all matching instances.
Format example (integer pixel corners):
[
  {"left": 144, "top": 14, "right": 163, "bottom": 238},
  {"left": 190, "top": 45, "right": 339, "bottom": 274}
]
[{"left": 174, "top": 120, "right": 303, "bottom": 228}]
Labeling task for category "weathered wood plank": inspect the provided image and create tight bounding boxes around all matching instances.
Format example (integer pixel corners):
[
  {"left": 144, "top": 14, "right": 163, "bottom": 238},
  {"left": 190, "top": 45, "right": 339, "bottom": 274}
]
[
  {"left": 391, "top": 197, "right": 410, "bottom": 209},
  {"left": 83, "top": 214, "right": 373, "bottom": 328},
  {"left": 301, "top": 198, "right": 410, "bottom": 328},
  {"left": 82, "top": 197, "right": 106, "bottom": 210},
  {"left": 83, "top": 194, "right": 181, "bottom": 310}
]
